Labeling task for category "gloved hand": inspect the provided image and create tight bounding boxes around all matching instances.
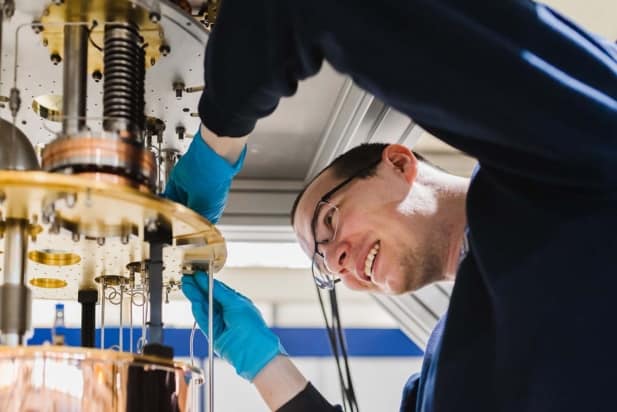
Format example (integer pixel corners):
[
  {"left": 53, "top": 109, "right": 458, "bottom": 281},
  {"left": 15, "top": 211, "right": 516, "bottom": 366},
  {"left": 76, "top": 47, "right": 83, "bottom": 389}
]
[{"left": 182, "top": 272, "right": 286, "bottom": 381}]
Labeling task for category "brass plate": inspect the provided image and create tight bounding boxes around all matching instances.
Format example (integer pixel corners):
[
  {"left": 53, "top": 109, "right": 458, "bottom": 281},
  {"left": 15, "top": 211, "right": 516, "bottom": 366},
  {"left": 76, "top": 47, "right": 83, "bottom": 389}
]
[
  {"left": 32, "top": 94, "right": 63, "bottom": 122},
  {"left": 28, "top": 249, "right": 81, "bottom": 266},
  {"left": 30, "top": 277, "right": 68, "bottom": 288},
  {"left": 39, "top": 0, "right": 164, "bottom": 74},
  {"left": 0, "top": 170, "right": 226, "bottom": 300}
]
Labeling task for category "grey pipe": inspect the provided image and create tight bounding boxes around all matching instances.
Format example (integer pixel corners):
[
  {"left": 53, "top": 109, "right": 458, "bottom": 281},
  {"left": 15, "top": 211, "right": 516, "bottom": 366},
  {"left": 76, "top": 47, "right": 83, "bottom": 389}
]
[
  {"left": 62, "top": 24, "right": 88, "bottom": 136},
  {"left": 0, "top": 219, "right": 31, "bottom": 346}
]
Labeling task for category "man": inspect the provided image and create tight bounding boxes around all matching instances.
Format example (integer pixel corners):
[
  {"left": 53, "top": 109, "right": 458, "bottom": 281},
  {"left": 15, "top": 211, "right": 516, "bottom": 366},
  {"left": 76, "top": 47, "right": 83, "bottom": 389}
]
[{"left": 168, "top": 1, "right": 617, "bottom": 411}]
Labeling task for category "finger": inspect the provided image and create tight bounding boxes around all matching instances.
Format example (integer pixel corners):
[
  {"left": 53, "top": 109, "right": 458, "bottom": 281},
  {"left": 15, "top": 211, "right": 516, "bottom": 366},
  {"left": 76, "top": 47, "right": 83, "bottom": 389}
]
[{"left": 181, "top": 276, "right": 206, "bottom": 302}]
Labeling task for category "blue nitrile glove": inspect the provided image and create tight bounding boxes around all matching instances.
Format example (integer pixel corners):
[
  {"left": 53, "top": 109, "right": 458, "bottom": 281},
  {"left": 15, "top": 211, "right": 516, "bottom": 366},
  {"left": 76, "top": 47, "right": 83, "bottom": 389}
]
[{"left": 182, "top": 272, "right": 286, "bottom": 381}]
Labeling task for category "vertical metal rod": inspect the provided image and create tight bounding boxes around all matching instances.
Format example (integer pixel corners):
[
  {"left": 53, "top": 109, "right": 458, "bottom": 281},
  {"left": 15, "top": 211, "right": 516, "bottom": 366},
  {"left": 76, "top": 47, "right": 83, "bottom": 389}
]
[
  {"left": 119, "top": 285, "right": 124, "bottom": 351},
  {"left": 147, "top": 243, "right": 164, "bottom": 344},
  {"left": 62, "top": 24, "right": 88, "bottom": 136},
  {"left": 208, "top": 261, "right": 214, "bottom": 412},
  {"left": 129, "top": 293, "right": 134, "bottom": 352},
  {"left": 1, "top": 219, "right": 30, "bottom": 346},
  {"left": 101, "top": 282, "right": 106, "bottom": 349}
]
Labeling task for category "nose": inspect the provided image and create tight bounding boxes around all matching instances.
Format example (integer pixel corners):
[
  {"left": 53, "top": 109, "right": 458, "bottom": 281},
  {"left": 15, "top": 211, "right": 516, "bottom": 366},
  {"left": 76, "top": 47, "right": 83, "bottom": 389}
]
[{"left": 323, "top": 241, "right": 351, "bottom": 275}]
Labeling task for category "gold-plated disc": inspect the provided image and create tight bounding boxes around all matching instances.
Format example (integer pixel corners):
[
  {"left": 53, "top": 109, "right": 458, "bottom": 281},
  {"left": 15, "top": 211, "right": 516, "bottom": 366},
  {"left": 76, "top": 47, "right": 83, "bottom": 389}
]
[
  {"left": 32, "top": 94, "right": 63, "bottom": 122},
  {"left": 28, "top": 249, "right": 81, "bottom": 266},
  {"left": 29, "top": 277, "right": 68, "bottom": 288},
  {"left": 0, "top": 170, "right": 226, "bottom": 300}
]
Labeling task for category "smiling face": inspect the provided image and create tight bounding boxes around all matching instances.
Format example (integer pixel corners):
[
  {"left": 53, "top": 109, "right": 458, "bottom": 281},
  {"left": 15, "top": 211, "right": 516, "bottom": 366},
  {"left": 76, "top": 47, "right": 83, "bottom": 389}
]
[{"left": 293, "top": 144, "right": 453, "bottom": 295}]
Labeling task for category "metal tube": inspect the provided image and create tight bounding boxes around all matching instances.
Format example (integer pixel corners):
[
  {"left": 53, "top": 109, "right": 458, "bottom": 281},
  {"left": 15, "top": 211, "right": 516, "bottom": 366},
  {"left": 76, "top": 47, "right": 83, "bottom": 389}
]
[
  {"left": 101, "top": 282, "right": 106, "bottom": 349},
  {"left": 208, "top": 261, "right": 214, "bottom": 412},
  {"left": 62, "top": 24, "right": 88, "bottom": 136},
  {"left": 119, "top": 285, "right": 124, "bottom": 351},
  {"left": 0, "top": 219, "right": 31, "bottom": 346},
  {"left": 3, "top": 219, "right": 27, "bottom": 283}
]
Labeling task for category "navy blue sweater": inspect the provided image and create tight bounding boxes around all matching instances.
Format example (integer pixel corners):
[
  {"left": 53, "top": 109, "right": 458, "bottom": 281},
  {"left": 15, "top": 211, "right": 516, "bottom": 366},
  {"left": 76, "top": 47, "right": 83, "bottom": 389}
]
[{"left": 198, "top": 1, "right": 617, "bottom": 411}]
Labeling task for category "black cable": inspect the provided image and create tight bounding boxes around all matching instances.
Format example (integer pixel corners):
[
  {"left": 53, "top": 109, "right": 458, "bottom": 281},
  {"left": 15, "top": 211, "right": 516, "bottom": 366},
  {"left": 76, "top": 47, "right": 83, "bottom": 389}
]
[
  {"left": 88, "top": 20, "right": 103, "bottom": 52},
  {"left": 330, "top": 287, "right": 359, "bottom": 411},
  {"left": 315, "top": 283, "right": 348, "bottom": 411}
]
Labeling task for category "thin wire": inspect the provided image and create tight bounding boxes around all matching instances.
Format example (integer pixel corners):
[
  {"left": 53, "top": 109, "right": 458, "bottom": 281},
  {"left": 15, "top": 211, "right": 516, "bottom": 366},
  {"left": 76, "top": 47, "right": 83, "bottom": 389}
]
[
  {"left": 101, "top": 282, "right": 106, "bottom": 349},
  {"left": 331, "top": 288, "right": 359, "bottom": 411},
  {"left": 207, "top": 262, "right": 214, "bottom": 412},
  {"left": 190, "top": 321, "right": 198, "bottom": 367},
  {"left": 119, "top": 285, "right": 124, "bottom": 351},
  {"left": 315, "top": 283, "right": 347, "bottom": 411}
]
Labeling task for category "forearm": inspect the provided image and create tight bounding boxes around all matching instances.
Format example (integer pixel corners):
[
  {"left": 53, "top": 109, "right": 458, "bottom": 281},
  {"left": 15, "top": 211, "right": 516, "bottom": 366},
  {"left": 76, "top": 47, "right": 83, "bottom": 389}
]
[
  {"left": 253, "top": 355, "right": 308, "bottom": 411},
  {"left": 199, "top": 124, "right": 247, "bottom": 165}
]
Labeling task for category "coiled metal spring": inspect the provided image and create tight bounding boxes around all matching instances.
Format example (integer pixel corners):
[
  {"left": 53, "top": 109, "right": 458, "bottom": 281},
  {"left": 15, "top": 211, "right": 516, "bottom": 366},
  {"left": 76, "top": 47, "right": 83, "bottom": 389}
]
[{"left": 103, "top": 22, "right": 145, "bottom": 139}]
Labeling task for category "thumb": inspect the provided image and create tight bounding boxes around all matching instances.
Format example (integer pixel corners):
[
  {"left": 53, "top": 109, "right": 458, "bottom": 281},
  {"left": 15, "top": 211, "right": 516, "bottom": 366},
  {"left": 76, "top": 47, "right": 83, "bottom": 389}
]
[{"left": 192, "top": 272, "right": 244, "bottom": 306}]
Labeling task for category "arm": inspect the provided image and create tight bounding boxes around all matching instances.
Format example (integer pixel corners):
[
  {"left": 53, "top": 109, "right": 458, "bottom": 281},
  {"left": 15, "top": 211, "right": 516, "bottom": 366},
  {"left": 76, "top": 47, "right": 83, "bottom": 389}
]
[
  {"left": 200, "top": 0, "right": 616, "bottom": 187},
  {"left": 182, "top": 274, "right": 341, "bottom": 411},
  {"left": 163, "top": 125, "right": 246, "bottom": 223}
]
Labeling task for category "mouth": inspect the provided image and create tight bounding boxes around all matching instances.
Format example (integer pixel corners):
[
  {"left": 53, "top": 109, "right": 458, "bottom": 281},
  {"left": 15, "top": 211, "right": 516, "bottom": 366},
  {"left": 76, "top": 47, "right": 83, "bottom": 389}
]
[{"left": 364, "top": 241, "right": 380, "bottom": 281}]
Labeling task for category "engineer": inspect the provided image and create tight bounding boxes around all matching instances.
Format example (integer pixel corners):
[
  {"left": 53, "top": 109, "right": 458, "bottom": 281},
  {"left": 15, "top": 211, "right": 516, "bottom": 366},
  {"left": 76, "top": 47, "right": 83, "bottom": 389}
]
[{"left": 166, "top": 1, "right": 617, "bottom": 411}]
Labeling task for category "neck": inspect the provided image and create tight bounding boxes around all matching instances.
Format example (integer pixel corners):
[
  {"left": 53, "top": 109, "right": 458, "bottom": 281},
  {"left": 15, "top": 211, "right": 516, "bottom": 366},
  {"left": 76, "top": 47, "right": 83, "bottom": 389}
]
[{"left": 432, "top": 174, "right": 469, "bottom": 281}]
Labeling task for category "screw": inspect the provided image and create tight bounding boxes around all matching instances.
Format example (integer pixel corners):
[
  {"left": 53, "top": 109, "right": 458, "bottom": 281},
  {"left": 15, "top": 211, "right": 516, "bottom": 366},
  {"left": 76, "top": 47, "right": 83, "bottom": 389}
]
[
  {"left": 159, "top": 44, "right": 170, "bottom": 57},
  {"left": 176, "top": 126, "right": 185, "bottom": 140},
  {"left": 30, "top": 20, "right": 43, "bottom": 34},
  {"left": 173, "top": 82, "right": 185, "bottom": 100},
  {"left": 49, "top": 220, "right": 60, "bottom": 235},
  {"left": 72, "top": 232, "right": 80, "bottom": 242},
  {"left": 42, "top": 38, "right": 48, "bottom": 47},
  {"left": 150, "top": 58, "right": 156, "bottom": 66},
  {"left": 149, "top": 12, "right": 161, "bottom": 23},
  {"left": 96, "top": 237, "right": 105, "bottom": 246},
  {"left": 92, "top": 70, "right": 102, "bottom": 82},
  {"left": 145, "top": 218, "right": 158, "bottom": 232},
  {"left": 65, "top": 193, "right": 76, "bottom": 208},
  {"left": 121, "top": 233, "right": 130, "bottom": 245},
  {"left": 50, "top": 53, "right": 62, "bottom": 65}
]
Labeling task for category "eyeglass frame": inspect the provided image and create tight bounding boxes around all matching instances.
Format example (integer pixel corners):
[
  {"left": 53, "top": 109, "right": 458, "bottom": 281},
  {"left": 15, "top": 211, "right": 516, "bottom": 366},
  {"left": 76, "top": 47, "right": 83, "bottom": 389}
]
[{"left": 310, "top": 159, "right": 382, "bottom": 289}]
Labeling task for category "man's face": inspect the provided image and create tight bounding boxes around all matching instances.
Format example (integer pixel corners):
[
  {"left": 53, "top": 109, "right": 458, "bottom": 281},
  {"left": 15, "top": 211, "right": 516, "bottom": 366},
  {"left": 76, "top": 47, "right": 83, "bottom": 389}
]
[{"left": 293, "top": 149, "right": 447, "bottom": 295}]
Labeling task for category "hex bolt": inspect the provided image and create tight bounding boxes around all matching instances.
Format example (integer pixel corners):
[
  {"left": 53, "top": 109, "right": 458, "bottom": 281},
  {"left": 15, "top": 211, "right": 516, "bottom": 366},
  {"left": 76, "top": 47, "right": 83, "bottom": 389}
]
[
  {"left": 96, "top": 237, "right": 105, "bottom": 246},
  {"left": 159, "top": 44, "right": 170, "bottom": 57},
  {"left": 49, "top": 220, "right": 60, "bottom": 235},
  {"left": 72, "top": 232, "right": 80, "bottom": 242},
  {"left": 176, "top": 125, "right": 186, "bottom": 140},
  {"left": 173, "top": 82, "right": 185, "bottom": 100},
  {"left": 50, "top": 53, "right": 62, "bottom": 65},
  {"left": 92, "top": 70, "right": 103, "bottom": 82},
  {"left": 145, "top": 218, "right": 158, "bottom": 232}
]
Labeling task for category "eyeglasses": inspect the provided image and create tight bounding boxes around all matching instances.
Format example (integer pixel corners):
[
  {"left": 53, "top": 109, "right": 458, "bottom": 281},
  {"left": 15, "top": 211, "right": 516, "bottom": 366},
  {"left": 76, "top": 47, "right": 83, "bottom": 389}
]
[{"left": 310, "top": 160, "right": 381, "bottom": 289}]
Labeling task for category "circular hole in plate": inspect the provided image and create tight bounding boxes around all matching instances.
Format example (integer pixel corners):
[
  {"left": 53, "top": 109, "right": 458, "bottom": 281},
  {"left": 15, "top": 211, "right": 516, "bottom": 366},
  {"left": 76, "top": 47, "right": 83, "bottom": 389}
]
[
  {"left": 28, "top": 249, "right": 81, "bottom": 266},
  {"left": 30, "top": 277, "right": 68, "bottom": 288}
]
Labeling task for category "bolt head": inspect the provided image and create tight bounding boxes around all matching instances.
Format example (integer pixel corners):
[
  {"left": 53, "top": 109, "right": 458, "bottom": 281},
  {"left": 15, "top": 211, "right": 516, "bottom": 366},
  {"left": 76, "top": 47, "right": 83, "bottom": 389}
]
[
  {"left": 159, "top": 45, "right": 170, "bottom": 56},
  {"left": 149, "top": 12, "right": 161, "bottom": 23}
]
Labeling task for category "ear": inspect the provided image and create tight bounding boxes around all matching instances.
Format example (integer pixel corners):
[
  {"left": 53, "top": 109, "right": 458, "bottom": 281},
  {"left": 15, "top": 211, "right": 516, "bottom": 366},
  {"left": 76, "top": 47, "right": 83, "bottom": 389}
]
[{"left": 381, "top": 144, "right": 418, "bottom": 184}]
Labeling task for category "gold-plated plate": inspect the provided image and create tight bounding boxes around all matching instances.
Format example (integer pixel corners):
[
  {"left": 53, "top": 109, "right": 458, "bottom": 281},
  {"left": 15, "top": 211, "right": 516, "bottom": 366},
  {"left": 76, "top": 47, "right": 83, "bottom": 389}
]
[
  {"left": 0, "top": 171, "right": 226, "bottom": 300},
  {"left": 39, "top": 0, "right": 163, "bottom": 74}
]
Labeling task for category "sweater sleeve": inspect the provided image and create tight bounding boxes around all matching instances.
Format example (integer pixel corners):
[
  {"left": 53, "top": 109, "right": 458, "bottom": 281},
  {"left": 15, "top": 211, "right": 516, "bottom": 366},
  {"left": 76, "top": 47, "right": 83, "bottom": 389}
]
[
  {"left": 199, "top": 0, "right": 617, "bottom": 188},
  {"left": 276, "top": 382, "right": 342, "bottom": 412}
]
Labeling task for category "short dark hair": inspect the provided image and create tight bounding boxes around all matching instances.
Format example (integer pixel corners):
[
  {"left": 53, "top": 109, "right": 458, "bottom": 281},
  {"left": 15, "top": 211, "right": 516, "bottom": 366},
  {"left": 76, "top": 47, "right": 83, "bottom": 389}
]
[{"left": 290, "top": 143, "right": 428, "bottom": 225}]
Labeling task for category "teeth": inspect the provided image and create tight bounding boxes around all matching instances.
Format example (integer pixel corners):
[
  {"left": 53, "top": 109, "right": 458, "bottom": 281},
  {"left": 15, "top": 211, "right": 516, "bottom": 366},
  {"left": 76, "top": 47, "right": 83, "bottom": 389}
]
[{"left": 364, "top": 242, "right": 380, "bottom": 279}]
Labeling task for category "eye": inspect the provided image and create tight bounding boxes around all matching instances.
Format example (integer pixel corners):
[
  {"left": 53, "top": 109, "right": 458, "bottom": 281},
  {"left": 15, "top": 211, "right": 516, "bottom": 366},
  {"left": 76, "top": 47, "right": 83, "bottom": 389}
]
[{"left": 323, "top": 207, "right": 336, "bottom": 231}]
